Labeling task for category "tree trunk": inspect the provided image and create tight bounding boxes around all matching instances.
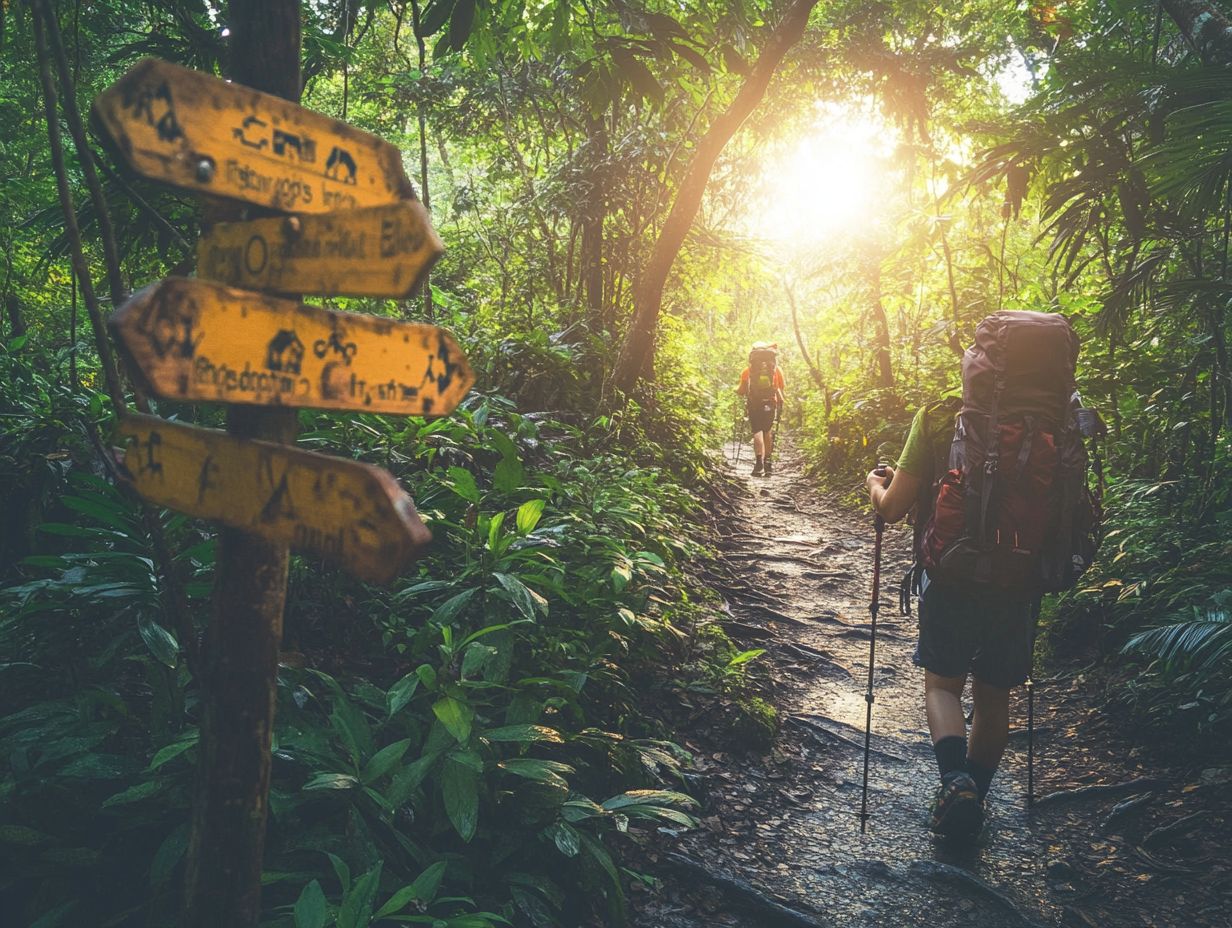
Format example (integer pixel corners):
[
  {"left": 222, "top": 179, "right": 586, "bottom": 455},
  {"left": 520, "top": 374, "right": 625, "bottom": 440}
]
[
  {"left": 611, "top": 0, "right": 820, "bottom": 393},
  {"left": 582, "top": 114, "right": 607, "bottom": 332},
  {"left": 868, "top": 260, "right": 894, "bottom": 390},
  {"left": 409, "top": 0, "right": 434, "bottom": 320},
  {"left": 1161, "top": 0, "right": 1232, "bottom": 64},
  {"left": 4, "top": 295, "right": 25, "bottom": 339},
  {"left": 785, "top": 282, "right": 830, "bottom": 417},
  {"left": 181, "top": 4, "right": 300, "bottom": 926}
]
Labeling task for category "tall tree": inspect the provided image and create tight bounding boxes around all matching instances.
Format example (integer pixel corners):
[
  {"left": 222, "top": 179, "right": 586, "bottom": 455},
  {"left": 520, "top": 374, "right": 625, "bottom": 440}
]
[{"left": 612, "top": 0, "right": 821, "bottom": 394}]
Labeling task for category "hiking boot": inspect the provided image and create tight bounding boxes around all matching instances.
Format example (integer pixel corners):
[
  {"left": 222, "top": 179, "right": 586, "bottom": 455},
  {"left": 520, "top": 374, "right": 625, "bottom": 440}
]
[
  {"left": 763, "top": 460, "right": 773, "bottom": 477},
  {"left": 752, "top": 459, "right": 764, "bottom": 476},
  {"left": 929, "top": 771, "right": 983, "bottom": 840}
]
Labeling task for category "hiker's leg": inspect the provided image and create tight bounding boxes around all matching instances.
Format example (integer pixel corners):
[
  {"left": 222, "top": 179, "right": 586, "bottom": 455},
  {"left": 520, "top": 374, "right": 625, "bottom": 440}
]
[
  {"left": 968, "top": 678, "right": 1010, "bottom": 767},
  {"left": 968, "top": 678, "right": 1010, "bottom": 799},
  {"left": 925, "top": 671, "right": 966, "bottom": 739},
  {"left": 765, "top": 428, "right": 773, "bottom": 459},
  {"left": 752, "top": 430, "right": 766, "bottom": 459}
]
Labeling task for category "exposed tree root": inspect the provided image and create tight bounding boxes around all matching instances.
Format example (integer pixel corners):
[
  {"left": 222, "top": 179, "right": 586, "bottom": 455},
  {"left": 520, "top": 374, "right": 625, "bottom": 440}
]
[
  {"left": 1143, "top": 811, "right": 1204, "bottom": 846},
  {"left": 1034, "top": 777, "right": 1168, "bottom": 807},
  {"left": 788, "top": 714, "right": 909, "bottom": 762},
  {"left": 778, "top": 642, "right": 852, "bottom": 678},
  {"left": 907, "top": 861, "right": 1047, "bottom": 928},
  {"left": 660, "top": 852, "right": 829, "bottom": 928}
]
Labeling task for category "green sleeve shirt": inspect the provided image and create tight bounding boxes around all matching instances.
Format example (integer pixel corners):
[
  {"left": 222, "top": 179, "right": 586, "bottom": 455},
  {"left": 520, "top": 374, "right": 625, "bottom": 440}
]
[{"left": 896, "top": 407, "right": 932, "bottom": 479}]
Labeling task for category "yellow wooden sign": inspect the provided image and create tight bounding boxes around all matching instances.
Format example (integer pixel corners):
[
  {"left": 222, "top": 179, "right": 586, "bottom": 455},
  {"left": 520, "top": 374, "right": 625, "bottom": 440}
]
[
  {"left": 91, "top": 58, "right": 416, "bottom": 213},
  {"left": 116, "top": 415, "right": 430, "bottom": 584},
  {"left": 197, "top": 203, "right": 443, "bottom": 298},
  {"left": 110, "top": 277, "right": 474, "bottom": 416}
]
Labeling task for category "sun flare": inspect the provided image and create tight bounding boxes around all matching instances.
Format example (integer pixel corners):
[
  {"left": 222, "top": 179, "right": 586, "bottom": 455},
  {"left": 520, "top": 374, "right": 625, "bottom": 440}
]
[{"left": 749, "top": 108, "right": 898, "bottom": 248}]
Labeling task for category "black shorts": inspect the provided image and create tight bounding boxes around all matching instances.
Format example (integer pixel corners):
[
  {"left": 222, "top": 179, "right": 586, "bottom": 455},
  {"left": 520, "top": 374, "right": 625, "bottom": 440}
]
[
  {"left": 912, "top": 575, "right": 1040, "bottom": 689},
  {"left": 748, "top": 402, "right": 776, "bottom": 435}
]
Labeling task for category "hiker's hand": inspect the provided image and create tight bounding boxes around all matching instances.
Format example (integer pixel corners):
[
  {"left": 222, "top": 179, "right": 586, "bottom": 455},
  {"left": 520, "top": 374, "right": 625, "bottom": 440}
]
[{"left": 866, "top": 466, "right": 894, "bottom": 493}]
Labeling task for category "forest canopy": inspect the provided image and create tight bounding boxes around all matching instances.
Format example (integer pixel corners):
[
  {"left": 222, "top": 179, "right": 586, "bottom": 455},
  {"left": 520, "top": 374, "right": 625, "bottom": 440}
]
[{"left": 1, "top": 1, "right": 1231, "bottom": 926}]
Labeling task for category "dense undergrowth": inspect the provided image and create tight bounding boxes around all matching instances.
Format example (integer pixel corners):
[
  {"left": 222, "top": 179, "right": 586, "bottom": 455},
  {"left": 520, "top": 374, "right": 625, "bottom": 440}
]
[{"left": 0, "top": 319, "right": 749, "bottom": 926}]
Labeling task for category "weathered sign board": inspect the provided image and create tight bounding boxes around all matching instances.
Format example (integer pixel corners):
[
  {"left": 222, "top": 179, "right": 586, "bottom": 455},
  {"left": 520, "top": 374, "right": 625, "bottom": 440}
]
[
  {"left": 197, "top": 202, "right": 443, "bottom": 298},
  {"left": 116, "top": 414, "right": 430, "bottom": 584},
  {"left": 91, "top": 58, "right": 417, "bottom": 213},
  {"left": 109, "top": 277, "right": 474, "bottom": 416}
]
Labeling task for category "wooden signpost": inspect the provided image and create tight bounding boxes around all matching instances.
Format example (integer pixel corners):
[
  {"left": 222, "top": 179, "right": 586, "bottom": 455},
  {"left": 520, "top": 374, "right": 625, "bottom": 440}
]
[
  {"left": 116, "top": 415, "right": 430, "bottom": 584},
  {"left": 91, "top": 58, "right": 417, "bottom": 213},
  {"left": 94, "top": 21, "right": 471, "bottom": 924},
  {"left": 197, "top": 202, "right": 443, "bottom": 298},
  {"left": 110, "top": 277, "right": 474, "bottom": 416}
]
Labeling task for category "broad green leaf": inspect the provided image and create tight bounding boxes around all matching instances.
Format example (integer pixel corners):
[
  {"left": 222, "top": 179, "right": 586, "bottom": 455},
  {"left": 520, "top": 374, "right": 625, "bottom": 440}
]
[
  {"left": 482, "top": 724, "right": 563, "bottom": 744},
  {"left": 337, "top": 861, "right": 382, "bottom": 928},
  {"left": 386, "top": 673, "right": 420, "bottom": 716},
  {"left": 547, "top": 821, "right": 581, "bottom": 858},
  {"left": 493, "top": 456, "right": 524, "bottom": 494},
  {"left": 373, "top": 861, "right": 448, "bottom": 918},
  {"left": 441, "top": 756, "right": 479, "bottom": 842},
  {"left": 304, "top": 772, "right": 359, "bottom": 791},
  {"left": 137, "top": 614, "right": 179, "bottom": 668},
  {"left": 446, "top": 466, "right": 480, "bottom": 503},
  {"left": 492, "top": 572, "right": 536, "bottom": 620},
  {"left": 515, "top": 498, "right": 545, "bottom": 535},
  {"left": 432, "top": 588, "right": 477, "bottom": 625},
  {"left": 497, "top": 757, "right": 574, "bottom": 789},
  {"left": 361, "top": 739, "right": 411, "bottom": 784},
  {"left": 294, "top": 880, "right": 328, "bottom": 928},
  {"left": 148, "top": 732, "right": 198, "bottom": 771},
  {"left": 101, "top": 779, "right": 163, "bottom": 808},
  {"left": 433, "top": 696, "right": 473, "bottom": 743}
]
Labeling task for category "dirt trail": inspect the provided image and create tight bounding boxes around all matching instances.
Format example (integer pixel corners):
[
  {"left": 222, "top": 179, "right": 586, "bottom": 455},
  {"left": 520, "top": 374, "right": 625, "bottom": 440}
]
[{"left": 633, "top": 440, "right": 1228, "bottom": 928}]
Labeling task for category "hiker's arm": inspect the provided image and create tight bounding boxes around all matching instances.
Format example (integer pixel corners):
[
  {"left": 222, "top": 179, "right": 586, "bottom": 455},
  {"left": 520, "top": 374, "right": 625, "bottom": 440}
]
[{"left": 866, "top": 466, "right": 920, "bottom": 523}]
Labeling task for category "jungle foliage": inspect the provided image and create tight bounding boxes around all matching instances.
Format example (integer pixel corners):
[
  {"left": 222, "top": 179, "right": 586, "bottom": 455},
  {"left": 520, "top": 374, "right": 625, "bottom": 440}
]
[{"left": 2, "top": 0, "right": 1232, "bottom": 926}]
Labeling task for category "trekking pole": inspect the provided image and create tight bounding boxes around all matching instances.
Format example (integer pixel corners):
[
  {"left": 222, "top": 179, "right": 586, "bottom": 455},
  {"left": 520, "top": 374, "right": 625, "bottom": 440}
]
[
  {"left": 1026, "top": 672, "right": 1035, "bottom": 810},
  {"left": 732, "top": 400, "right": 743, "bottom": 467},
  {"left": 860, "top": 465, "right": 888, "bottom": 833}
]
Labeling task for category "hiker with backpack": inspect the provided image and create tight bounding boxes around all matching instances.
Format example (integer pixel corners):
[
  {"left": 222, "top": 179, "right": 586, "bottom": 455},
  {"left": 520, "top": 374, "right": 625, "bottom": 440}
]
[
  {"left": 737, "top": 342, "right": 785, "bottom": 477},
  {"left": 864, "top": 311, "right": 1103, "bottom": 839}
]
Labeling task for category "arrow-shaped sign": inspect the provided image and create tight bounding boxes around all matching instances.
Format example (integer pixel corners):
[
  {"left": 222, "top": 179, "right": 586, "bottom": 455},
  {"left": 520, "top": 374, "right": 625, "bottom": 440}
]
[
  {"left": 197, "top": 203, "right": 443, "bottom": 298},
  {"left": 116, "top": 415, "right": 430, "bottom": 584},
  {"left": 92, "top": 58, "right": 417, "bottom": 213},
  {"left": 109, "top": 277, "right": 474, "bottom": 416}
]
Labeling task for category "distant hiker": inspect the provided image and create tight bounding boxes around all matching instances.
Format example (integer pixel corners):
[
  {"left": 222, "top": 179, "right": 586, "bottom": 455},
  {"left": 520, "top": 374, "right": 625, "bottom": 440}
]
[
  {"left": 865, "top": 311, "right": 1102, "bottom": 840},
  {"left": 737, "top": 342, "right": 785, "bottom": 477}
]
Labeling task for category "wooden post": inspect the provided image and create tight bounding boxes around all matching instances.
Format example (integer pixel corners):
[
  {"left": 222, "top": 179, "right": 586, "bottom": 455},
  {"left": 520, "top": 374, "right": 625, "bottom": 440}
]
[{"left": 181, "top": 3, "right": 302, "bottom": 925}]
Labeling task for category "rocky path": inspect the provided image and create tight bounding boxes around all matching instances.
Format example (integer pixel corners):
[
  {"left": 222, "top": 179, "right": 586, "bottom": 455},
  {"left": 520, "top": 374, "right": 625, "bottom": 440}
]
[{"left": 632, "top": 439, "right": 1229, "bottom": 928}]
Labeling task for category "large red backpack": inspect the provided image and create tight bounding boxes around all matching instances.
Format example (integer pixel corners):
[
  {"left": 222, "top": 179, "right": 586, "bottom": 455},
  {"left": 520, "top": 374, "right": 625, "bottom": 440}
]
[{"left": 917, "top": 311, "right": 1104, "bottom": 597}]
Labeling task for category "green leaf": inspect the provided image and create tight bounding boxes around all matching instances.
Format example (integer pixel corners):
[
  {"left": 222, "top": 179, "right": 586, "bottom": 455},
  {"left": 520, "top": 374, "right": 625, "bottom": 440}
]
[
  {"left": 448, "top": 0, "right": 477, "bottom": 51},
  {"left": 492, "top": 572, "right": 537, "bottom": 620},
  {"left": 610, "top": 562, "right": 632, "bottom": 593},
  {"left": 601, "top": 789, "right": 696, "bottom": 812},
  {"left": 461, "top": 643, "right": 497, "bottom": 679},
  {"left": 294, "top": 880, "right": 328, "bottom": 928},
  {"left": 497, "top": 757, "right": 574, "bottom": 789},
  {"left": 361, "top": 739, "right": 411, "bottom": 784},
  {"left": 337, "top": 861, "right": 382, "bottom": 928},
  {"left": 515, "top": 498, "right": 546, "bottom": 535},
  {"left": 432, "top": 588, "right": 477, "bottom": 625},
  {"left": 441, "top": 756, "right": 479, "bottom": 842},
  {"left": 373, "top": 861, "right": 448, "bottom": 918},
  {"left": 418, "top": 0, "right": 455, "bottom": 37},
  {"left": 386, "top": 672, "right": 420, "bottom": 716},
  {"left": 148, "top": 732, "right": 198, "bottom": 771},
  {"left": 137, "top": 614, "right": 179, "bottom": 668},
  {"left": 493, "top": 456, "right": 525, "bottom": 494},
  {"left": 101, "top": 779, "right": 164, "bottom": 808},
  {"left": 610, "top": 46, "right": 662, "bottom": 102},
  {"left": 482, "top": 724, "right": 563, "bottom": 744},
  {"left": 446, "top": 466, "right": 480, "bottom": 503},
  {"left": 433, "top": 696, "right": 473, "bottom": 743},
  {"left": 727, "top": 648, "right": 765, "bottom": 667},
  {"left": 304, "top": 772, "right": 360, "bottom": 791},
  {"left": 547, "top": 821, "right": 582, "bottom": 858}
]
